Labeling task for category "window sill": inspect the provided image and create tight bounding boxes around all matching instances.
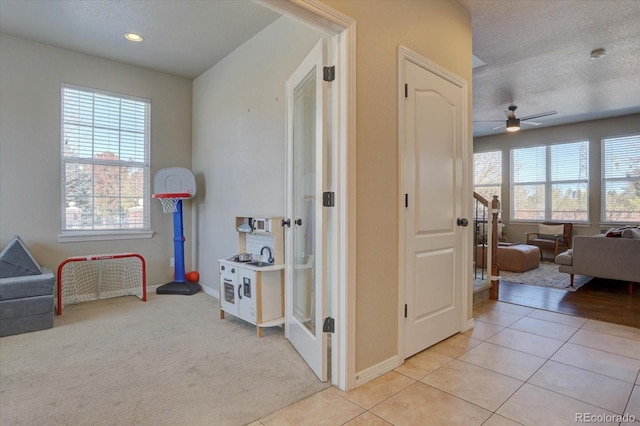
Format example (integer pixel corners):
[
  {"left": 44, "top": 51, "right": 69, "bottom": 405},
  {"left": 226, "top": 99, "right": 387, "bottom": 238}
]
[{"left": 57, "top": 230, "right": 154, "bottom": 243}]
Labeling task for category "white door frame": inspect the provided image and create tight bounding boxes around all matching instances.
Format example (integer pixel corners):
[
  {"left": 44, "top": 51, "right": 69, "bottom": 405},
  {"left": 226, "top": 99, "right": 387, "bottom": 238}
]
[
  {"left": 258, "top": 0, "right": 357, "bottom": 391},
  {"left": 397, "top": 45, "right": 472, "bottom": 361}
]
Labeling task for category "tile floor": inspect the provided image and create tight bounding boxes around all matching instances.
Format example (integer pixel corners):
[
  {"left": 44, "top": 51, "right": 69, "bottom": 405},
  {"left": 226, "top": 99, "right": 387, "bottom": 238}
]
[{"left": 253, "top": 300, "right": 640, "bottom": 426}]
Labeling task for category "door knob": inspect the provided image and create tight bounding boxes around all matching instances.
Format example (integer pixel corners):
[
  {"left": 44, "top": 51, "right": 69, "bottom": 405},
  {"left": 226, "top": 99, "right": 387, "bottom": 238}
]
[
  {"left": 281, "top": 219, "right": 291, "bottom": 227},
  {"left": 294, "top": 218, "right": 302, "bottom": 226},
  {"left": 457, "top": 218, "right": 469, "bottom": 227}
]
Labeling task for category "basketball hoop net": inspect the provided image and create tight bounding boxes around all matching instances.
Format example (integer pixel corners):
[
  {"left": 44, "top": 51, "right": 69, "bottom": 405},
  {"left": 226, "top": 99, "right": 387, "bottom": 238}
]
[{"left": 152, "top": 193, "right": 191, "bottom": 214}]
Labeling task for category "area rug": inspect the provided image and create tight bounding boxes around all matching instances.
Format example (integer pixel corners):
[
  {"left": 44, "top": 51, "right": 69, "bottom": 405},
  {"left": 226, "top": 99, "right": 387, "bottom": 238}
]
[{"left": 500, "top": 261, "right": 592, "bottom": 291}]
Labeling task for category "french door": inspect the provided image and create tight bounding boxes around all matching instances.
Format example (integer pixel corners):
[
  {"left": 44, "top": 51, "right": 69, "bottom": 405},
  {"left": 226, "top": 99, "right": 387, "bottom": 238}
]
[{"left": 285, "top": 40, "right": 328, "bottom": 381}]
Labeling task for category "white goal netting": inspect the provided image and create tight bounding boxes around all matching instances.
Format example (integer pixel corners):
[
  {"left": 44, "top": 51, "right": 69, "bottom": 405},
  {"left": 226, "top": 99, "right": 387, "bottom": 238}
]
[{"left": 57, "top": 254, "right": 146, "bottom": 315}]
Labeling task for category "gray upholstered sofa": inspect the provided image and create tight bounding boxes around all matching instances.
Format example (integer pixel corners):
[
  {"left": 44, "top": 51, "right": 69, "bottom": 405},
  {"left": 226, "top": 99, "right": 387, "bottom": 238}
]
[
  {"left": 556, "top": 234, "right": 640, "bottom": 294},
  {"left": 0, "top": 236, "right": 55, "bottom": 337}
]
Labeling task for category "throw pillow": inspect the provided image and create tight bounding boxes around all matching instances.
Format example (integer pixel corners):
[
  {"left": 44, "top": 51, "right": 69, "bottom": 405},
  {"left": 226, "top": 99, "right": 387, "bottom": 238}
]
[
  {"left": 605, "top": 225, "right": 635, "bottom": 237},
  {"left": 622, "top": 228, "right": 640, "bottom": 239}
]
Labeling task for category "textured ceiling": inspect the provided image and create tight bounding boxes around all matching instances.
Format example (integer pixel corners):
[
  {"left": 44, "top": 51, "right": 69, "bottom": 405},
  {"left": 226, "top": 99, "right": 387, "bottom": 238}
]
[
  {"left": 1, "top": 0, "right": 639, "bottom": 137},
  {"left": 0, "top": 0, "right": 281, "bottom": 79},
  {"left": 459, "top": 0, "right": 640, "bottom": 137}
]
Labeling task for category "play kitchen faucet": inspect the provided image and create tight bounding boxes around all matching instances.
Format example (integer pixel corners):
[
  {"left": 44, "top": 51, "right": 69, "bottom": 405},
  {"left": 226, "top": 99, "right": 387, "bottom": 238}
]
[{"left": 260, "top": 246, "right": 274, "bottom": 264}]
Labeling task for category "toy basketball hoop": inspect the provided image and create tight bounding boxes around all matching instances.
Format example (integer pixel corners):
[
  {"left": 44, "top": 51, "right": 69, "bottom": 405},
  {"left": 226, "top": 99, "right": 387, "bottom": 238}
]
[
  {"left": 152, "top": 168, "right": 200, "bottom": 296},
  {"left": 152, "top": 193, "right": 192, "bottom": 214}
]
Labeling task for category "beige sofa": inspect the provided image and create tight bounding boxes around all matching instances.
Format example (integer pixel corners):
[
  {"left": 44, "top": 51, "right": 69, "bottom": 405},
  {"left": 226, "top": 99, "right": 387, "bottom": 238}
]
[{"left": 555, "top": 235, "right": 640, "bottom": 294}]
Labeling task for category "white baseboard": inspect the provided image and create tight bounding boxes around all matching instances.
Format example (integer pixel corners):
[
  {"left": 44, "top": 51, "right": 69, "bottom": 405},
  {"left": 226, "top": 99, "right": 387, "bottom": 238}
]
[
  {"left": 354, "top": 355, "right": 402, "bottom": 388},
  {"left": 200, "top": 285, "right": 218, "bottom": 299},
  {"left": 464, "top": 318, "right": 475, "bottom": 331}
]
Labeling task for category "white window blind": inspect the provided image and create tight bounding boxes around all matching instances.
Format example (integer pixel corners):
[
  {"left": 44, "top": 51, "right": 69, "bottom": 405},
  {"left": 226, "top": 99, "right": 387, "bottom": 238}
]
[
  {"left": 61, "top": 84, "right": 150, "bottom": 232},
  {"left": 511, "top": 141, "right": 589, "bottom": 222},
  {"left": 602, "top": 134, "right": 640, "bottom": 224},
  {"left": 473, "top": 151, "right": 502, "bottom": 202}
]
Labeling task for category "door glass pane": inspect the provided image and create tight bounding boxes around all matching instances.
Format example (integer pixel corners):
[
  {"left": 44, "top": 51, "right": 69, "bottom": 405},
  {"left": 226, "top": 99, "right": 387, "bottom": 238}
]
[{"left": 292, "top": 67, "right": 316, "bottom": 334}]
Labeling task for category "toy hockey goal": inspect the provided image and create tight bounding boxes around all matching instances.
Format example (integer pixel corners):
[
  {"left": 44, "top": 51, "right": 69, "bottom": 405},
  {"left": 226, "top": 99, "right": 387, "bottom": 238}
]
[{"left": 57, "top": 253, "right": 146, "bottom": 315}]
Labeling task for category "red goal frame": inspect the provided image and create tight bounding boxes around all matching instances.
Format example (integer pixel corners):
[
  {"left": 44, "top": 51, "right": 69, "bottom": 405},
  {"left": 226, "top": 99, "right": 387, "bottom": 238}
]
[{"left": 57, "top": 253, "right": 147, "bottom": 315}]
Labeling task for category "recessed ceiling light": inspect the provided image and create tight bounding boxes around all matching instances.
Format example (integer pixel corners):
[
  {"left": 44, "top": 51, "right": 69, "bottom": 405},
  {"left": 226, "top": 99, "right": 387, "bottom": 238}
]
[
  {"left": 590, "top": 48, "right": 605, "bottom": 59},
  {"left": 124, "top": 33, "right": 143, "bottom": 43}
]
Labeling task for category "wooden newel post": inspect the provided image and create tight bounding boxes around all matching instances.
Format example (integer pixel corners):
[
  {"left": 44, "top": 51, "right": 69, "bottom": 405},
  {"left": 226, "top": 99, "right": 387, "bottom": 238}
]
[{"left": 489, "top": 195, "right": 500, "bottom": 300}]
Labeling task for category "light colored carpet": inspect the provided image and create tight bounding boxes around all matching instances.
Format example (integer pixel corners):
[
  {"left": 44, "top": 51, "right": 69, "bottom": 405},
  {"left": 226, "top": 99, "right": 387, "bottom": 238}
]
[
  {"left": 0, "top": 291, "right": 329, "bottom": 426},
  {"left": 500, "top": 261, "right": 592, "bottom": 291}
]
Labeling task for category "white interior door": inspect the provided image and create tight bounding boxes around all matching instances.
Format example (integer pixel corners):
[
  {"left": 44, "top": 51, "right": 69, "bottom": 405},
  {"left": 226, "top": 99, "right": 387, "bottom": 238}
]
[
  {"left": 285, "top": 40, "right": 328, "bottom": 381},
  {"left": 403, "top": 56, "right": 467, "bottom": 358}
]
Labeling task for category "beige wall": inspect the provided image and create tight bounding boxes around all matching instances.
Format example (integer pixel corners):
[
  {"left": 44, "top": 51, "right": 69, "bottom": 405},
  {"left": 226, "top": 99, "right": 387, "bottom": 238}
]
[
  {"left": 322, "top": 0, "right": 473, "bottom": 372},
  {"left": 0, "top": 34, "right": 193, "bottom": 286},
  {"left": 474, "top": 113, "right": 640, "bottom": 240}
]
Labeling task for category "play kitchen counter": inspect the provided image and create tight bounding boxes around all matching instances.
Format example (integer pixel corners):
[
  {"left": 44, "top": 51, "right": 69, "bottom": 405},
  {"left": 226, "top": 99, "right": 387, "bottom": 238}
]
[
  {"left": 218, "top": 259, "right": 284, "bottom": 337},
  {"left": 218, "top": 216, "right": 285, "bottom": 337}
]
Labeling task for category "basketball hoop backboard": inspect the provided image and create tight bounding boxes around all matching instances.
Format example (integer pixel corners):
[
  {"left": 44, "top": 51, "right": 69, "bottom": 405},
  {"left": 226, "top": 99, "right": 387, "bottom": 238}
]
[{"left": 153, "top": 167, "right": 196, "bottom": 197}]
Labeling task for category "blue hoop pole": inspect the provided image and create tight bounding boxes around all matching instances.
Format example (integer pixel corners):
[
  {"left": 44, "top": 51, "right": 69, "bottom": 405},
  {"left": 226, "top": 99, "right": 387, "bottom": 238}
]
[{"left": 172, "top": 200, "right": 186, "bottom": 283}]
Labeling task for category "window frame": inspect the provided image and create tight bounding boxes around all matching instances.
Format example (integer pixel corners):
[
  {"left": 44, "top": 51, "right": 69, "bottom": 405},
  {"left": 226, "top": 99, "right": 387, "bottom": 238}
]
[
  {"left": 601, "top": 133, "right": 640, "bottom": 225},
  {"left": 58, "top": 83, "right": 152, "bottom": 242},
  {"left": 510, "top": 140, "right": 590, "bottom": 223}
]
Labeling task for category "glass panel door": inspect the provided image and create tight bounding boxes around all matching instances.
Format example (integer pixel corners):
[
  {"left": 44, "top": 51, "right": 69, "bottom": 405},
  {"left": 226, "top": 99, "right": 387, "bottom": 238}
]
[{"left": 285, "top": 40, "right": 327, "bottom": 381}]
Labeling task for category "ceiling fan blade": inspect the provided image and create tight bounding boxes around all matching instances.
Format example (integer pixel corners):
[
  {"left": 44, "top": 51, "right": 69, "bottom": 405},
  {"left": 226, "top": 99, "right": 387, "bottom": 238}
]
[
  {"left": 473, "top": 120, "right": 505, "bottom": 123},
  {"left": 492, "top": 123, "right": 506, "bottom": 130},
  {"left": 520, "top": 111, "right": 557, "bottom": 121},
  {"left": 521, "top": 120, "right": 542, "bottom": 126}
]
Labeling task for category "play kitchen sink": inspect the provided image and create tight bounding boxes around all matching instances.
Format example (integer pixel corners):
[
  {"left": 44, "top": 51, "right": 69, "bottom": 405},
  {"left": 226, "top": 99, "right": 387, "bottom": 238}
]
[
  {"left": 247, "top": 261, "right": 273, "bottom": 268},
  {"left": 218, "top": 216, "right": 285, "bottom": 336}
]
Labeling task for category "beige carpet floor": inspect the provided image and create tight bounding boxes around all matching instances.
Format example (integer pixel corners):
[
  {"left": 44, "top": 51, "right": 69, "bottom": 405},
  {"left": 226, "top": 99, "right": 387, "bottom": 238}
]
[{"left": 0, "top": 291, "right": 329, "bottom": 426}]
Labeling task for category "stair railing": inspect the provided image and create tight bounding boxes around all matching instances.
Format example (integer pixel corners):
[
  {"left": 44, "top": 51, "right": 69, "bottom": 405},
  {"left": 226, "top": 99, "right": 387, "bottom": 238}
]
[{"left": 473, "top": 192, "right": 501, "bottom": 300}]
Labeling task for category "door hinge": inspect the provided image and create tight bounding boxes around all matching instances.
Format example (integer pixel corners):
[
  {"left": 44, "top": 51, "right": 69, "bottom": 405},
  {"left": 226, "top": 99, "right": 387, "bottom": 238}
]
[
  {"left": 404, "top": 304, "right": 408, "bottom": 318},
  {"left": 323, "top": 191, "right": 335, "bottom": 207},
  {"left": 405, "top": 83, "right": 408, "bottom": 98},
  {"left": 323, "top": 66, "right": 335, "bottom": 82},
  {"left": 405, "top": 193, "right": 408, "bottom": 208},
  {"left": 323, "top": 317, "right": 335, "bottom": 333}
]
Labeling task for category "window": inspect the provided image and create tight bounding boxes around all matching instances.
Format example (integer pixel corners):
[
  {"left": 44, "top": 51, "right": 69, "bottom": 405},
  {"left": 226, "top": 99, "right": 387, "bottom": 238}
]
[
  {"left": 61, "top": 84, "right": 150, "bottom": 235},
  {"left": 602, "top": 134, "right": 640, "bottom": 224},
  {"left": 473, "top": 151, "right": 502, "bottom": 202},
  {"left": 511, "top": 141, "right": 589, "bottom": 222}
]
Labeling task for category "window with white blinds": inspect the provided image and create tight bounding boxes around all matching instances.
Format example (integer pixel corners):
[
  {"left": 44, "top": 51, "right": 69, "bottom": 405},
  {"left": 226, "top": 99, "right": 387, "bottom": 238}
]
[
  {"left": 602, "top": 134, "right": 640, "bottom": 224},
  {"left": 61, "top": 84, "right": 150, "bottom": 233},
  {"left": 473, "top": 151, "right": 502, "bottom": 202},
  {"left": 511, "top": 141, "right": 589, "bottom": 222}
]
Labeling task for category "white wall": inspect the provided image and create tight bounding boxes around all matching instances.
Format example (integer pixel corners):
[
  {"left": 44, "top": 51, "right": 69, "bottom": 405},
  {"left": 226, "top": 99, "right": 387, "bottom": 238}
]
[
  {"left": 192, "top": 17, "right": 323, "bottom": 293},
  {"left": 0, "top": 34, "right": 193, "bottom": 286},
  {"left": 474, "top": 113, "right": 640, "bottom": 239}
]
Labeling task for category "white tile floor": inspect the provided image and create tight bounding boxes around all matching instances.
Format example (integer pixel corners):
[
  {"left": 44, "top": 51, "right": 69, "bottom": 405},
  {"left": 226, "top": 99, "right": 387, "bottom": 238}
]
[{"left": 253, "top": 300, "right": 640, "bottom": 426}]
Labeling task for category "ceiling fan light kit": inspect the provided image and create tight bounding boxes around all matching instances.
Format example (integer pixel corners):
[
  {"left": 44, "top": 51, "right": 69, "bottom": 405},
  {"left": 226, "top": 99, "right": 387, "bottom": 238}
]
[{"left": 506, "top": 117, "right": 520, "bottom": 132}]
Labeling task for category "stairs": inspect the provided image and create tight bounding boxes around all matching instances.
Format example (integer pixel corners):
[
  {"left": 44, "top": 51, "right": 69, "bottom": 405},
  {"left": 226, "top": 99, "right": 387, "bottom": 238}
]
[{"left": 473, "top": 278, "right": 491, "bottom": 305}]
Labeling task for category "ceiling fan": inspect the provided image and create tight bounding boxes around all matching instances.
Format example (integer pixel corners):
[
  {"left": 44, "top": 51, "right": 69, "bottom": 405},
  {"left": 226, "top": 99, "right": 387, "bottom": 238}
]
[{"left": 475, "top": 105, "right": 557, "bottom": 132}]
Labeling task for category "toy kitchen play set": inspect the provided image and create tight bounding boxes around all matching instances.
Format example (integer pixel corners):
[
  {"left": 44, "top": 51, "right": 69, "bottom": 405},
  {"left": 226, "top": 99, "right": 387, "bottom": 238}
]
[{"left": 218, "top": 216, "right": 284, "bottom": 337}]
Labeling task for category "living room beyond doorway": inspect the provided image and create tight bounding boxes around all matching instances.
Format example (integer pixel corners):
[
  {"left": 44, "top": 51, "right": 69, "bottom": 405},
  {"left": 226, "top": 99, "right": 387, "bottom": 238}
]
[{"left": 498, "top": 279, "right": 640, "bottom": 328}]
